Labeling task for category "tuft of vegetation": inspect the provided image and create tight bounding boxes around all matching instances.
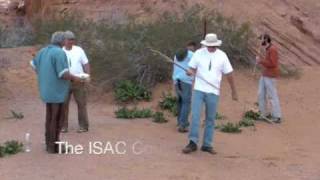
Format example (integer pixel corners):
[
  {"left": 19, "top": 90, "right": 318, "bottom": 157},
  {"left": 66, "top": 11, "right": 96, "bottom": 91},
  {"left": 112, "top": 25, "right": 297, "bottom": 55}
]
[
  {"left": 216, "top": 112, "right": 226, "bottom": 120},
  {"left": 115, "top": 107, "right": 153, "bottom": 119},
  {"left": 243, "top": 110, "right": 260, "bottom": 120},
  {"left": 0, "top": 23, "right": 34, "bottom": 48},
  {"left": 219, "top": 122, "right": 242, "bottom": 133},
  {"left": 159, "top": 93, "right": 178, "bottom": 116},
  {"left": 7, "top": 110, "right": 24, "bottom": 120},
  {"left": 114, "top": 80, "right": 151, "bottom": 103},
  {"left": 0, "top": 145, "right": 5, "bottom": 157},
  {"left": 153, "top": 112, "right": 168, "bottom": 124},
  {"left": 31, "top": 6, "right": 254, "bottom": 88},
  {"left": 0, "top": 140, "right": 24, "bottom": 158},
  {"left": 280, "top": 65, "right": 302, "bottom": 79},
  {"left": 238, "top": 110, "right": 261, "bottom": 128},
  {"left": 239, "top": 118, "right": 255, "bottom": 127}
]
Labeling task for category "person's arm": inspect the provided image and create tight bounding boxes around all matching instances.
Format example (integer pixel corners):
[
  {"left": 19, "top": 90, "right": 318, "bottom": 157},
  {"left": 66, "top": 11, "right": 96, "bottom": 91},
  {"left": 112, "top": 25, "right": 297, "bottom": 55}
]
[
  {"left": 223, "top": 54, "right": 238, "bottom": 101},
  {"left": 259, "top": 47, "right": 278, "bottom": 68},
  {"left": 62, "top": 71, "right": 82, "bottom": 82},
  {"left": 187, "top": 52, "right": 198, "bottom": 77},
  {"left": 83, "top": 63, "right": 90, "bottom": 74},
  {"left": 187, "top": 68, "right": 196, "bottom": 76},
  {"left": 226, "top": 73, "right": 238, "bottom": 101},
  {"left": 30, "top": 60, "right": 36, "bottom": 72},
  {"left": 30, "top": 50, "right": 40, "bottom": 72},
  {"left": 55, "top": 51, "right": 82, "bottom": 82},
  {"left": 171, "top": 56, "right": 178, "bottom": 94},
  {"left": 80, "top": 48, "right": 90, "bottom": 74}
]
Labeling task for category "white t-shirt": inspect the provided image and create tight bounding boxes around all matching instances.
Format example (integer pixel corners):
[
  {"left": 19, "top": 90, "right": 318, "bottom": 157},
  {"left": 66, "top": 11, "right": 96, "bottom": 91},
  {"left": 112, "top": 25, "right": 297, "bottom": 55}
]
[
  {"left": 63, "top": 45, "right": 89, "bottom": 75},
  {"left": 188, "top": 48, "right": 233, "bottom": 95}
]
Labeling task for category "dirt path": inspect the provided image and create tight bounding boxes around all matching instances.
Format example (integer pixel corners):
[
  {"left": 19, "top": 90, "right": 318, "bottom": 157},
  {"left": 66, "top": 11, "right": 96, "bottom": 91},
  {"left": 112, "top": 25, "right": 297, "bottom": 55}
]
[{"left": 0, "top": 47, "right": 319, "bottom": 180}]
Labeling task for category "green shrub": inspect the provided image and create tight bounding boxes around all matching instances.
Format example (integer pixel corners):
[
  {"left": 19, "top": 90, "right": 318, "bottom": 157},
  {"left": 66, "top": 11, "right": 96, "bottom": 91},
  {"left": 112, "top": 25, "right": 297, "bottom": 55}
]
[
  {"left": 243, "top": 110, "right": 260, "bottom": 120},
  {"left": 115, "top": 107, "right": 153, "bottom": 119},
  {"left": 239, "top": 118, "right": 255, "bottom": 127},
  {"left": 0, "top": 140, "right": 24, "bottom": 157},
  {"left": 31, "top": 6, "right": 254, "bottom": 88},
  {"left": 159, "top": 93, "right": 178, "bottom": 116},
  {"left": 215, "top": 124, "right": 222, "bottom": 130},
  {"left": 9, "top": 110, "right": 24, "bottom": 120},
  {"left": 238, "top": 110, "right": 260, "bottom": 127},
  {"left": 114, "top": 80, "right": 151, "bottom": 102},
  {"left": 0, "top": 145, "right": 5, "bottom": 157},
  {"left": 0, "top": 23, "right": 34, "bottom": 48},
  {"left": 220, "top": 122, "right": 242, "bottom": 133},
  {"left": 153, "top": 112, "right": 168, "bottom": 123},
  {"left": 280, "top": 65, "right": 302, "bottom": 79},
  {"left": 216, "top": 112, "right": 226, "bottom": 120}
]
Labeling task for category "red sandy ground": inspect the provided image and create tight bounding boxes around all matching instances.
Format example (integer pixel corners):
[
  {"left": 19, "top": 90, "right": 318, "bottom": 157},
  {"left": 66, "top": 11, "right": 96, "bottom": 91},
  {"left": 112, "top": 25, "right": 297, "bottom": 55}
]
[{"left": 0, "top": 47, "right": 320, "bottom": 180}]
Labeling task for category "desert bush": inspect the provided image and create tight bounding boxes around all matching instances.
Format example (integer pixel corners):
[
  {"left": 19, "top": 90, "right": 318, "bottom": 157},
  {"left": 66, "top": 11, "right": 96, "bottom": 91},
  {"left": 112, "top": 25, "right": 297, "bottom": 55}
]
[
  {"left": 243, "top": 110, "right": 260, "bottom": 120},
  {"left": 114, "top": 80, "right": 151, "bottom": 102},
  {"left": 7, "top": 110, "right": 24, "bottom": 120},
  {"left": 238, "top": 110, "right": 260, "bottom": 127},
  {"left": 31, "top": 13, "right": 95, "bottom": 46},
  {"left": 31, "top": 5, "right": 254, "bottom": 88},
  {"left": 215, "top": 124, "right": 222, "bottom": 130},
  {"left": 153, "top": 112, "right": 168, "bottom": 123},
  {"left": 4, "top": 140, "right": 24, "bottom": 155},
  {"left": 280, "top": 65, "right": 301, "bottom": 79},
  {"left": 0, "top": 140, "right": 24, "bottom": 158},
  {"left": 216, "top": 112, "right": 226, "bottom": 120},
  {"left": 115, "top": 107, "right": 153, "bottom": 119},
  {"left": 159, "top": 93, "right": 178, "bottom": 116},
  {"left": 0, "top": 145, "right": 4, "bottom": 157},
  {"left": 219, "top": 122, "right": 242, "bottom": 133},
  {"left": 0, "top": 23, "right": 34, "bottom": 48},
  {"left": 239, "top": 118, "right": 255, "bottom": 127}
]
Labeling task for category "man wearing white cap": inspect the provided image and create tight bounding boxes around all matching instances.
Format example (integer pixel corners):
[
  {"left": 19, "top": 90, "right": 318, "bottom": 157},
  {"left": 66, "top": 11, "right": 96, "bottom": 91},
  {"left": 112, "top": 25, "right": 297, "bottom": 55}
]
[
  {"left": 183, "top": 33, "right": 238, "bottom": 154},
  {"left": 62, "top": 31, "right": 90, "bottom": 133}
]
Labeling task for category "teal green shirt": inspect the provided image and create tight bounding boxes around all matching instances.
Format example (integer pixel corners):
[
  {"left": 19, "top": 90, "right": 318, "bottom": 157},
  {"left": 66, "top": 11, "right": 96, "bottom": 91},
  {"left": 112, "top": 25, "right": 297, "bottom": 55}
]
[{"left": 32, "top": 45, "right": 70, "bottom": 103}]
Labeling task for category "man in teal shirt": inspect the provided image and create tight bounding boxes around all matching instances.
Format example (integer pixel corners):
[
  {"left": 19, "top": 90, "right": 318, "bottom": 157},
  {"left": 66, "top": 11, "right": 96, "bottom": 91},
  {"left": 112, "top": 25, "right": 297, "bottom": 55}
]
[{"left": 32, "top": 31, "right": 82, "bottom": 153}]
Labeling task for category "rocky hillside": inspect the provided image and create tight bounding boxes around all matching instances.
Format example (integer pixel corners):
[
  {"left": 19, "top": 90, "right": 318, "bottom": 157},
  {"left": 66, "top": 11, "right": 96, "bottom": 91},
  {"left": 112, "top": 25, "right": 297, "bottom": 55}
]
[{"left": 6, "top": 0, "right": 320, "bottom": 66}]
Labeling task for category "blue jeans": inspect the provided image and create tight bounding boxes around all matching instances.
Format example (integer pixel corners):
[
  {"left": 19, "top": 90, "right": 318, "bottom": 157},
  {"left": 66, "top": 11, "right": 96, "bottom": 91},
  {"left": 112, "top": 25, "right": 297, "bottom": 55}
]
[
  {"left": 175, "top": 81, "right": 192, "bottom": 128},
  {"left": 189, "top": 90, "right": 219, "bottom": 147},
  {"left": 258, "top": 76, "right": 282, "bottom": 118}
]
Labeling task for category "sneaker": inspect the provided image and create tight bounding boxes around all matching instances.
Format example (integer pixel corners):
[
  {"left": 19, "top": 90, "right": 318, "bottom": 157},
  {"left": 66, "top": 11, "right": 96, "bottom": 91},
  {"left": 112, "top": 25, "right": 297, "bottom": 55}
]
[
  {"left": 201, "top": 146, "right": 217, "bottom": 155},
  {"left": 60, "top": 128, "right": 68, "bottom": 133},
  {"left": 77, "top": 128, "right": 88, "bottom": 133},
  {"left": 178, "top": 127, "right": 188, "bottom": 133},
  {"left": 182, "top": 141, "right": 197, "bottom": 154},
  {"left": 272, "top": 118, "right": 282, "bottom": 124}
]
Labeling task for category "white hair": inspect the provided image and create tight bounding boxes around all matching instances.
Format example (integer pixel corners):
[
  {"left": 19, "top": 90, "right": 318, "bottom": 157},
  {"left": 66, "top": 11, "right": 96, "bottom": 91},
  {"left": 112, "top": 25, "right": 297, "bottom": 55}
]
[{"left": 51, "top": 31, "right": 66, "bottom": 45}]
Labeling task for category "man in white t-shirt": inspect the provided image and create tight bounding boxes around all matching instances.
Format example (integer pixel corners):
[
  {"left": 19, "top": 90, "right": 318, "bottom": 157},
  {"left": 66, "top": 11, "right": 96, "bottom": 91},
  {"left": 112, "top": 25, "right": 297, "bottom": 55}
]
[
  {"left": 62, "top": 31, "right": 90, "bottom": 133},
  {"left": 182, "top": 33, "right": 238, "bottom": 154}
]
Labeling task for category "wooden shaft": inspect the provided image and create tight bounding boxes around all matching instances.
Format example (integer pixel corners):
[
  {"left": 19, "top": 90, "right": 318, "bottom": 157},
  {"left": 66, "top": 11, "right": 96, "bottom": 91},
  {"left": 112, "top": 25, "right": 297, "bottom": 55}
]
[{"left": 149, "top": 48, "right": 220, "bottom": 90}]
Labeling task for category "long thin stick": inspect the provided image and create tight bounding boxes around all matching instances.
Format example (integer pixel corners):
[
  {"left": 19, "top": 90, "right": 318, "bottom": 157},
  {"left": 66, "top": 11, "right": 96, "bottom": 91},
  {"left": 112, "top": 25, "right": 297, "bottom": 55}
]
[
  {"left": 252, "top": 48, "right": 260, "bottom": 76},
  {"left": 149, "top": 48, "right": 219, "bottom": 90},
  {"left": 252, "top": 60, "right": 258, "bottom": 75}
]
